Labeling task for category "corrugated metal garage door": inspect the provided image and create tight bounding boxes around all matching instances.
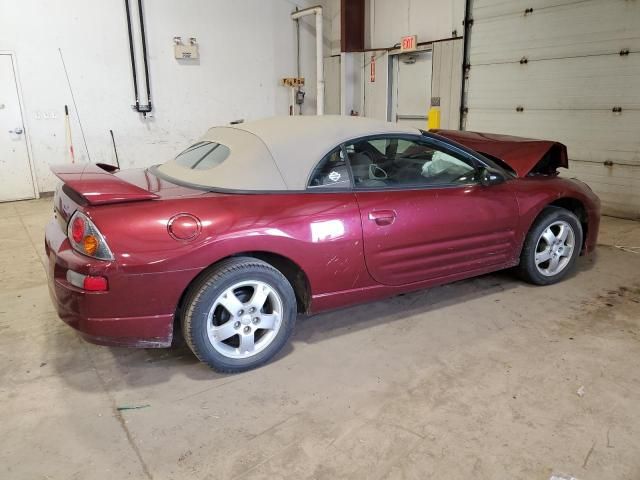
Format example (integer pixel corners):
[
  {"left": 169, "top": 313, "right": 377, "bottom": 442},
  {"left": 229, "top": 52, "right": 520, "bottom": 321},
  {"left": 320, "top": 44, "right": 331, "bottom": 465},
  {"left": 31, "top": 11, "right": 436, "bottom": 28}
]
[
  {"left": 463, "top": 0, "right": 640, "bottom": 218},
  {"left": 432, "top": 38, "right": 464, "bottom": 129}
]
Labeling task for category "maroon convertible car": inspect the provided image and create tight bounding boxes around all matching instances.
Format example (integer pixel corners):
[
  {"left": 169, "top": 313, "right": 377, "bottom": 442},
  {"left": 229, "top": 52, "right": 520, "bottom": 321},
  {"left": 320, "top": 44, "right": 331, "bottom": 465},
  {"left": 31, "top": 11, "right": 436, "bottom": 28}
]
[{"left": 46, "top": 116, "right": 600, "bottom": 372}]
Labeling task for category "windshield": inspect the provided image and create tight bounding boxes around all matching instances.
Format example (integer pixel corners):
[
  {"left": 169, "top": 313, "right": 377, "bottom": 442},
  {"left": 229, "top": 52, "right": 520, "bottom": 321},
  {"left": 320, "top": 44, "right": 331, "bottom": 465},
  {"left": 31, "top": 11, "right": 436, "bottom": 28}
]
[{"left": 421, "top": 130, "right": 515, "bottom": 178}]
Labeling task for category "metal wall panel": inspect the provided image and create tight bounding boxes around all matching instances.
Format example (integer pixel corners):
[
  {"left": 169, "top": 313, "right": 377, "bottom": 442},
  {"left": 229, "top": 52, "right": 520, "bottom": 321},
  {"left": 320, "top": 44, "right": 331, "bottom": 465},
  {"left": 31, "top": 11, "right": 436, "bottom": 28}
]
[
  {"left": 467, "top": 55, "right": 640, "bottom": 110},
  {"left": 472, "top": 0, "right": 604, "bottom": 20},
  {"left": 363, "top": 51, "right": 390, "bottom": 121},
  {"left": 470, "top": 0, "right": 640, "bottom": 64},
  {"left": 468, "top": 111, "right": 640, "bottom": 217},
  {"left": 432, "top": 38, "right": 464, "bottom": 129},
  {"left": 466, "top": 110, "right": 640, "bottom": 165},
  {"left": 465, "top": 0, "right": 640, "bottom": 218},
  {"left": 566, "top": 162, "right": 640, "bottom": 219},
  {"left": 324, "top": 56, "right": 342, "bottom": 115}
]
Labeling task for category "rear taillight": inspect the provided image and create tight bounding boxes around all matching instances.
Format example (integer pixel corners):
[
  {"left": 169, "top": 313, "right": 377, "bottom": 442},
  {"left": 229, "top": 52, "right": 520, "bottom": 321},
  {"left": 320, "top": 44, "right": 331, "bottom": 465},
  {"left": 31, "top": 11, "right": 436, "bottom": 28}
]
[
  {"left": 71, "top": 216, "right": 85, "bottom": 243},
  {"left": 67, "top": 211, "right": 114, "bottom": 260}
]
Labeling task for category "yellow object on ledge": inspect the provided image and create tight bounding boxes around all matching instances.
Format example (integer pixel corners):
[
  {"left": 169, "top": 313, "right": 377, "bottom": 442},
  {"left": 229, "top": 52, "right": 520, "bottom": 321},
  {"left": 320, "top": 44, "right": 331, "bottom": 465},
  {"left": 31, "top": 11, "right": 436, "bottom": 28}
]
[{"left": 427, "top": 106, "right": 441, "bottom": 130}]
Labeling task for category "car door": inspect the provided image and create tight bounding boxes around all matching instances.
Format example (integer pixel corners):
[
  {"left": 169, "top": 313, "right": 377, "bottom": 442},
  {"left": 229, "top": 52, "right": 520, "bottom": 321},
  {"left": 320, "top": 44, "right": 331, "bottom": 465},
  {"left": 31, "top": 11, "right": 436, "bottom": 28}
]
[{"left": 347, "top": 134, "right": 519, "bottom": 286}]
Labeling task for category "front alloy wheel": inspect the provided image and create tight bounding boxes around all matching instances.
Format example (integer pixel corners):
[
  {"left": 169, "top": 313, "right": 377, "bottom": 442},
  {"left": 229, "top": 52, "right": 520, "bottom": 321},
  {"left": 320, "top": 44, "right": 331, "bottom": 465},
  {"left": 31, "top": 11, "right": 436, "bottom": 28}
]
[
  {"left": 518, "top": 207, "right": 583, "bottom": 285},
  {"left": 534, "top": 220, "right": 576, "bottom": 277}
]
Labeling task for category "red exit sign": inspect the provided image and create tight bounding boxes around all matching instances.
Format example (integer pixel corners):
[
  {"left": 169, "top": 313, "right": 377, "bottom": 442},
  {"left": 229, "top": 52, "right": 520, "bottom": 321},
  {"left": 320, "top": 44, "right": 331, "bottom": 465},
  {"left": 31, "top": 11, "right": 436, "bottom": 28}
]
[{"left": 400, "top": 35, "right": 417, "bottom": 52}]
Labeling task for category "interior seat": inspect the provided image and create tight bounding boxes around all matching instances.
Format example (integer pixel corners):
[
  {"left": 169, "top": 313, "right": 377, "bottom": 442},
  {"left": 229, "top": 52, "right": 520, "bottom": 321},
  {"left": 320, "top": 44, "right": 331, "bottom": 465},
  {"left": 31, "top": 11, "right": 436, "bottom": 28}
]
[{"left": 349, "top": 152, "right": 387, "bottom": 187}]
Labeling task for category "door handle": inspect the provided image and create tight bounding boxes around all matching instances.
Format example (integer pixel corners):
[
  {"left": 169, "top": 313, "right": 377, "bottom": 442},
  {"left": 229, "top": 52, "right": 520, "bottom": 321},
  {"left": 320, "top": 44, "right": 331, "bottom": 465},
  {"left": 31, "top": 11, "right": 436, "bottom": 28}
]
[
  {"left": 9, "top": 127, "right": 23, "bottom": 135},
  {"left": 368, "top": 210, "right": 396, "bottom": 226}
]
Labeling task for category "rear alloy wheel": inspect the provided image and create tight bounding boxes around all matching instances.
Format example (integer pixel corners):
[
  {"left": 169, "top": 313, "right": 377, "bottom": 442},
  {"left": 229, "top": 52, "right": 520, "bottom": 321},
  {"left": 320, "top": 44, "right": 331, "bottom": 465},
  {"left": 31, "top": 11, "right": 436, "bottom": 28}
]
[
  {"left": 182, "top": 258, "right": 296, "bottom": 373},
  {"left": 518, "top": 207, "right": 583, "bottom": 285},
  {"left": 207, "top": 280, "right": 283, "bottom": 359}
]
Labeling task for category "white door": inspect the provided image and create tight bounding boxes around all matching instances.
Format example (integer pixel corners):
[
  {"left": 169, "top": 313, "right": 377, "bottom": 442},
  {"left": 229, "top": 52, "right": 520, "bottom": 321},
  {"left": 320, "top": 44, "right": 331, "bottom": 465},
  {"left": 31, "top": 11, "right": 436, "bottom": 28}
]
[
  {"left": 393, "top": 50, "right": 432, "bottom": 129},
  {"left": 464, "top": 0, "right": 640, "bottom": 219},
  {"left": 0, "top": 54, "right": 35, "bottom": 202}
]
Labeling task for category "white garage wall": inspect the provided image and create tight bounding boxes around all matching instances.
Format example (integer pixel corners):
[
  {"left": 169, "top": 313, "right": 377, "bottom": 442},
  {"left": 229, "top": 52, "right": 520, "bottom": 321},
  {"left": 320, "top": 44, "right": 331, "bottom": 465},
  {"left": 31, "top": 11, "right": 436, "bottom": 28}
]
[{"left": 0, "top": 0, "right": 320, "bottom": 193}]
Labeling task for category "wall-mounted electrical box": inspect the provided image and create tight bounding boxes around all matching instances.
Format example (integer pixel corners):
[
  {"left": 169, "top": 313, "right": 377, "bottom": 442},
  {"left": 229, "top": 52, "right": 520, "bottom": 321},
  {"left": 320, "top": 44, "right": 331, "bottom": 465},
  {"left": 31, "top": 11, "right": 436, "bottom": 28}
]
[{"left": 174, "top": 37, "right": 199, "bottom": 59}]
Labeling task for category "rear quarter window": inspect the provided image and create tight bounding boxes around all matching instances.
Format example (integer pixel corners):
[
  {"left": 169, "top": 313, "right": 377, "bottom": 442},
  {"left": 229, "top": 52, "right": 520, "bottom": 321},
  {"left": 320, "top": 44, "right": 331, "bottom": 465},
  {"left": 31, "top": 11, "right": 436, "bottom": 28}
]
[
  {"left": 308, "top": 147, "right": 351, "bottom": 189},
  {"left": 175, "top": 141, "right": 231, "bottom": 170}
]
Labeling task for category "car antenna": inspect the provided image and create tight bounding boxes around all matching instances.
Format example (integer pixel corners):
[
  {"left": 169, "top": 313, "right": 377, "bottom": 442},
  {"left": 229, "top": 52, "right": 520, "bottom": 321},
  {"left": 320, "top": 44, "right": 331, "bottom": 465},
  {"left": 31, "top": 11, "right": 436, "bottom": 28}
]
[
  {"left": 59, "top": 48, "right": 91, "bottom": 162},
  {"left": 109, "top": 129, "right": 121, "bottom": 170}
]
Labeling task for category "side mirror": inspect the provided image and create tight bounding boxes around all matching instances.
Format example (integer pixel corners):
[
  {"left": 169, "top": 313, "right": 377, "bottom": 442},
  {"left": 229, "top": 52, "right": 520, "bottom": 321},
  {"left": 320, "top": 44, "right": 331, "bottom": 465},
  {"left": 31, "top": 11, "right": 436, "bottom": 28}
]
[{"left": 478, "top": 166, "right": 505, "bottom": 186}]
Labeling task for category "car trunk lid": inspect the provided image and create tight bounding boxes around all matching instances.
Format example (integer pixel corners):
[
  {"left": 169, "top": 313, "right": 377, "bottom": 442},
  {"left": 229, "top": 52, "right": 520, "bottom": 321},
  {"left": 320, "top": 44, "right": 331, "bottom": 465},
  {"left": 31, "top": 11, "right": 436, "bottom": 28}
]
[
  {"left": 51, "top": 163, "right": 207, "bottom": 206},
  {"left": 432, "top": 130, "right": 568, "bottom": 177},
  {"left": 51, "top": 163, "right": 160, "bottom": 206},
  {"left": 52, "top": 163, "right": 207, "bottom": 228}
]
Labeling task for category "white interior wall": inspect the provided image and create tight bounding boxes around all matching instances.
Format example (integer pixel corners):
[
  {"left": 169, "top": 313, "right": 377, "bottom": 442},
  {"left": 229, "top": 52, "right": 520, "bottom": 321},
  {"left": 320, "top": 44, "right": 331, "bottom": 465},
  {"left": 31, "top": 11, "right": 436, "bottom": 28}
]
[
  {"left": 431, "top": 38, "right": 464, "bottom": 129},
  {"left": 0, "top": 0, "right": 319, "bottom": 193},
  {"left": 323, "top": 56, "right": 342, "bottom": 114},
  {"left": 321, "top": 0, "right": 342, "bottom": 56},
  {"left": 363, "top": 51, "right": 390, "bottom": 121},
  {"left": 368, "top": 0, "right": 465, "bottom": 48},
  {"left": 319, "top": 0, "right": 464, "bottom": 121},
  {"left": 340, "top": 52, "right": 365, "bottom": 115}
]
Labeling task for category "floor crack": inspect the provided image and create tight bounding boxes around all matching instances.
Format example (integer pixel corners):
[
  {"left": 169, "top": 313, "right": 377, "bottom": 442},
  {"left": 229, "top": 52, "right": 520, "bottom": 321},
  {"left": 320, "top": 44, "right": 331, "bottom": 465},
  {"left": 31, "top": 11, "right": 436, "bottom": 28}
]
[
  {"left": 582, "top": 441, "right": 596, "bottom": 469},
  {"left": 82, "top": 343, "right": 154, "bottom": 480}
]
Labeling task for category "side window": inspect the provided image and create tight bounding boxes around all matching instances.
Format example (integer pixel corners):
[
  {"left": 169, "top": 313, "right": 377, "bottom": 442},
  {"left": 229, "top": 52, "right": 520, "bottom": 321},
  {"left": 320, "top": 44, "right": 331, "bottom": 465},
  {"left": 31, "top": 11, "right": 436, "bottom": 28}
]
[
  {"left": 308, "top": 147, "right": 351, "bottom": 189},
  {"left": 346, "top": 137, "right": 477, "bottom": 188}
]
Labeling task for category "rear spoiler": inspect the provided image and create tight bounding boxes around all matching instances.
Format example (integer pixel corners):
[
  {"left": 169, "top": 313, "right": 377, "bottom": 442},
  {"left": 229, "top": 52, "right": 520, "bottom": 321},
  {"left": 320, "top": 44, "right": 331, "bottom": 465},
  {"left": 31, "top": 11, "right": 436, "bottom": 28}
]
[{"left": 51, "top": 163, "right": 159, "bottom": 205}]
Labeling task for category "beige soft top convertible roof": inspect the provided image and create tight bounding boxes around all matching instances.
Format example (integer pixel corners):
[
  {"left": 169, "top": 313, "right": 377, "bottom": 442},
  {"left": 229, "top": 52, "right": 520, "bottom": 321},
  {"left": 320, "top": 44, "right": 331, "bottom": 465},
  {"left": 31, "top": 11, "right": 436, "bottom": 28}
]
[{"left": 157, "top": 115, "right": 420, "bottom": 191}]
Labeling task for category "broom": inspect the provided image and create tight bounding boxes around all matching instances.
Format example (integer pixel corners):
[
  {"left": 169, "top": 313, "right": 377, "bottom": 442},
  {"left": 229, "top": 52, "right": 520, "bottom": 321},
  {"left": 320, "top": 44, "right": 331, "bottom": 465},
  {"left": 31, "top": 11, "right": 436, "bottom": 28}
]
[{"left": 64, "top": 105, "right": 75, "bottom": 164}]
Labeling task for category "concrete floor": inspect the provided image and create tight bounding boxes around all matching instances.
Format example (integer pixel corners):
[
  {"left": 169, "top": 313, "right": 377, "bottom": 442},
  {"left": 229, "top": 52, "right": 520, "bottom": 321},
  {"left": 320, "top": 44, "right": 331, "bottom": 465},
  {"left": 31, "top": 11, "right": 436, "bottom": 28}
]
[{"left": 1, "top": 197, "right": 640, "bottom": 480}]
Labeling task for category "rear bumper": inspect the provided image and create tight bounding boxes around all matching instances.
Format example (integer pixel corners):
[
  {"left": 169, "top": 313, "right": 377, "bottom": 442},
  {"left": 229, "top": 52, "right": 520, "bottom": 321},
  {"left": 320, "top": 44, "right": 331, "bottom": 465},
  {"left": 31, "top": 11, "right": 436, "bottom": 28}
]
[
  {"left": 50, "top": 288, "right": 174, "bottom": 348},
  {"left": 45, "top": 218, "right": 184, "bottom": 348}
]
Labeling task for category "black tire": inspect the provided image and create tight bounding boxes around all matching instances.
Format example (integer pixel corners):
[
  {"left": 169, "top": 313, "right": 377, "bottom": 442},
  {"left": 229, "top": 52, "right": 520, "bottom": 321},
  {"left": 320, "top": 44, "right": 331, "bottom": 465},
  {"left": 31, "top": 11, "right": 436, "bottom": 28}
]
[
  {"left": 182, "top": 257, "right": 296, "bottom": 373},
  {"left": 518, "top": 207, "right": 583, "bottom": 285}
]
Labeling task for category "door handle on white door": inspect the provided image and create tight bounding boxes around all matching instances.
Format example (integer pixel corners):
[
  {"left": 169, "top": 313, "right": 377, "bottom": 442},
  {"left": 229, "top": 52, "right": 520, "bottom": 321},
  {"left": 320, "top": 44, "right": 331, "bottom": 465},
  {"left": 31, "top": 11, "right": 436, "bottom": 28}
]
[{"left": 9, "top": 127, "right": 24, "bottom": 134}]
